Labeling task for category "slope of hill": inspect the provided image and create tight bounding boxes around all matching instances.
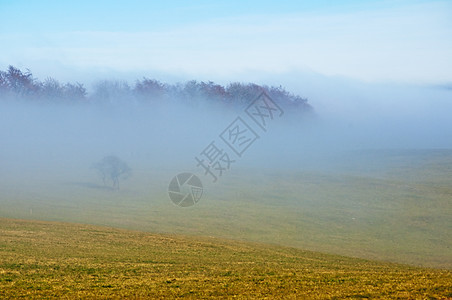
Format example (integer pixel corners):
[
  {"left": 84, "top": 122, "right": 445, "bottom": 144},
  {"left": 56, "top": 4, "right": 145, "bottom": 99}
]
[
  {"left": 1, "top": 218, "right": 451, "bottom": 299},
  {"left": 1, "top": 150, "right": 451, "bottom": 272}
]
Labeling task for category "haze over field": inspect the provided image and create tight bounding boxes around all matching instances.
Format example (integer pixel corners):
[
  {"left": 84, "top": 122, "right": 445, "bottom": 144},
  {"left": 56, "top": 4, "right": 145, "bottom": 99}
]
[{"left": 1, "top": 74, "right": 451, "bottom": 180}]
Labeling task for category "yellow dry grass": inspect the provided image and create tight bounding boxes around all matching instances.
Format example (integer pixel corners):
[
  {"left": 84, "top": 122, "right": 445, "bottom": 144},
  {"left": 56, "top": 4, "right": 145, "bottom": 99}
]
[{"left": 1, "top": 218, "right": 451, "bottom": 299}]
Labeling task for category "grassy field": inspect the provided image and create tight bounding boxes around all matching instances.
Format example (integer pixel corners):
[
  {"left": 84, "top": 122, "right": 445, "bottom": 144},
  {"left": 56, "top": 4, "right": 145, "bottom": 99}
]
[
  {"left": 1, "top": 217, "right": 451, "bottom": 299},
  {"left": 0, "top": 149, "right": 451, "bottom": 271}
]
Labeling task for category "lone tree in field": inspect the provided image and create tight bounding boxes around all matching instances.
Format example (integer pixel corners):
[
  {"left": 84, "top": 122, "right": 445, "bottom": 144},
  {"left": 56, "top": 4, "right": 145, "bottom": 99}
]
[{"left": 92, "top": 156, "right": 131, "bottom": 190}]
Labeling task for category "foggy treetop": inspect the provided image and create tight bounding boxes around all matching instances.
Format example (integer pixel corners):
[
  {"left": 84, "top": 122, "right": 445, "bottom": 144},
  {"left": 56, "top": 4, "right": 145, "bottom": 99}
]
[{"left": 0, "top": 66, "right": 311, "bottom": 111}]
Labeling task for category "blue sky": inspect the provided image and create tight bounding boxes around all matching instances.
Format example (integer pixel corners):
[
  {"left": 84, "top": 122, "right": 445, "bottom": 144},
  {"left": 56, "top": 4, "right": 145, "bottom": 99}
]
[
  {"left": 1, "top": 1, "right": 387, "bottom": 32},
  {"left": 1, "top": 0, "right": 451, "bottom": 84}
]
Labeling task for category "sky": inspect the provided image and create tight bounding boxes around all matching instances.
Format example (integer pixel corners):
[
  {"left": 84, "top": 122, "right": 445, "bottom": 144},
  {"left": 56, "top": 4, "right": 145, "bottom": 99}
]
[{"left": 1, "top": 0, "right": 451, "bottom": 84}]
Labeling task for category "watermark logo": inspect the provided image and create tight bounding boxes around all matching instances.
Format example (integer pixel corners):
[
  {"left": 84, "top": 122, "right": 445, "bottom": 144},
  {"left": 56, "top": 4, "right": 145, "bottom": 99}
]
[
  {"left": 220, "top": 117, "right": 259, "bottom": 157},
  {"left": 168, "top": 91, "right": 283, "bottom": 207},
  {"left": 246, "top": 92, "right": 284, "bottom": 131},
  {"left": 168, "top": 173, "right": 203, "bottom": 207}
]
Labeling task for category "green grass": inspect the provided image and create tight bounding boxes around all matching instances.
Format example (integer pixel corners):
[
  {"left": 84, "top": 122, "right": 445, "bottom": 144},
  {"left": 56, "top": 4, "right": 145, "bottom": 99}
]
[
  {"left": 0, "top": 149, "right": 451, "bottom": 270},
  {"left": 1, "top": 217, "right": 451, "bottom": 299}
]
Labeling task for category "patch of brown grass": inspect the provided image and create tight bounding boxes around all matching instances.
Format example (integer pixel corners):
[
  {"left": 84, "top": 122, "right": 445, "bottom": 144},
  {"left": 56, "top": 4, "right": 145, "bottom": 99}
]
[{"left": 0, "top": 218, "right": 451, "bottom": 299}]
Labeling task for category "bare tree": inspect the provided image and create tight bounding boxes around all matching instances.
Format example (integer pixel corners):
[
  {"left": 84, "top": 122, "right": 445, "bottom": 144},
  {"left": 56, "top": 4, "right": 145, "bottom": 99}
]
[{"left": 92, "top": 156, "right": 131, "bottom": 190}]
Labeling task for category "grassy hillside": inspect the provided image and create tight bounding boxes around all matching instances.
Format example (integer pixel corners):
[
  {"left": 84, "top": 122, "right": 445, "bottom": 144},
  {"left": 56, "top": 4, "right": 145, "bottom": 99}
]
[
  {"left": 0, "top": 150, "right": 451, "bottom": 270},
  {"left": 1, "top": 218, "right": 451, "bottom": 299}
]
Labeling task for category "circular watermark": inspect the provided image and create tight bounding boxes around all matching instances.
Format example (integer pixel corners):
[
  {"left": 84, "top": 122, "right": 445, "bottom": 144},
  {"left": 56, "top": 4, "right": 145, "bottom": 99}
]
[{"left": 168, "top": 173, "right": 203, "bottom": 207}]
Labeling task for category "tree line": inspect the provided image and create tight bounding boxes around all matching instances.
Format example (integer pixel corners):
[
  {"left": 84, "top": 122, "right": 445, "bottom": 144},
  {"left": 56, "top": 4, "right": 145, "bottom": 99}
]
[{"left": 0, "top": 65, "right": 311, "bottom": 110}]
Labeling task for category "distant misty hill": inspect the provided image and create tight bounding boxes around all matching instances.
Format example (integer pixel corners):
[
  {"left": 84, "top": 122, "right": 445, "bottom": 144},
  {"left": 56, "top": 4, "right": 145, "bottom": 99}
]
[{"left": 0, "top": 66, "right": 311, "bottom": 111}]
